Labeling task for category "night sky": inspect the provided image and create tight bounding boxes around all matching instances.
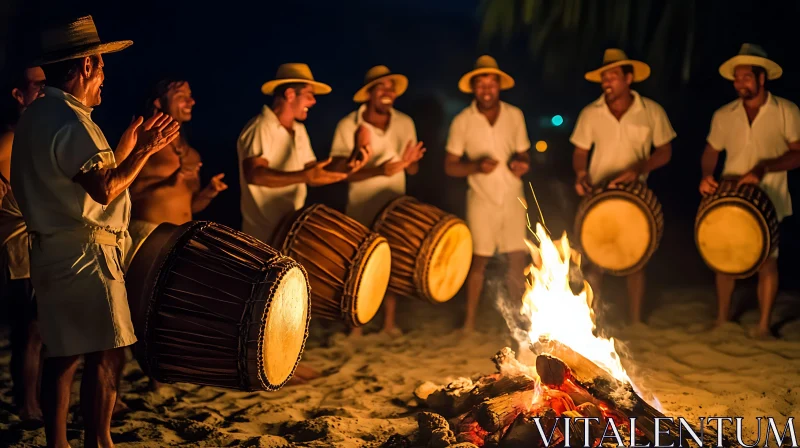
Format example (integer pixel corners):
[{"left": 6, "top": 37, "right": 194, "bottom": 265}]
[{"left": 2, "top": 0, "right": 799, "bottom": 292}]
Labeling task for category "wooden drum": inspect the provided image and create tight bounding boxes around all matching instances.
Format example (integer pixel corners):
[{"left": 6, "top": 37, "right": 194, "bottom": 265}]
[
  {"left": 695, "top": 180, "right": 779, "bottom": 278},
  {"left": 126, "top": 221, "right": 311, "bottom": 391},
  {"left": 574, "top": 181, "right": 664, "bottom": 276},
  {"left": 272, "top": 204, "right": 391, "bottom": 327},
  {"left": 372, "top": 196, "right": 473, "bottom": 303}
]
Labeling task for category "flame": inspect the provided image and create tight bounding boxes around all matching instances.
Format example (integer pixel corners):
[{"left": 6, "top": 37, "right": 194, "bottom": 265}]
[{"left": 522, "top": 222, "right": 632, "bottom": 384}]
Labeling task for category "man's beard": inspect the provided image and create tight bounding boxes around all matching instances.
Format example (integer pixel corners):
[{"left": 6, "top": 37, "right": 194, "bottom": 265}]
[{"left": 738, "top": 86, "right": 759, "bottom": 100}]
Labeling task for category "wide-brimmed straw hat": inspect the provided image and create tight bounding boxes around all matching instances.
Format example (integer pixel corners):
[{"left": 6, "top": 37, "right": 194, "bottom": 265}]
[
  {"left": 458, "top": 55, "right": 515, "bottom": 93},
  {"left": 33, "top": 15, "right": 132, "bottom": 66},
  {"left": 719, "top": 43, "right": 782, "bottom": 81},
  {"left": 261, "top": 63, "right": 332, "bottom": 96},
  {"left": 584, "top": 48, "right": 650, "bottom": 83},
  {"left": 352, "top": 65, "right": 408, "bottom": 103}
]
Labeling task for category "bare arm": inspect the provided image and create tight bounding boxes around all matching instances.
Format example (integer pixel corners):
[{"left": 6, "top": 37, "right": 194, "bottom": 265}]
[
  {"left": 242, "top": 156, "right": 310, "bottom": 188},
  {"left": 572, "top": 146, "right": 590, "bottom": 178},
  {"left": 74, "top": 114, "right": 179, "bottom": 205},
  {"left": 405, "top": 161, "right": 420, "bottom": 175},
  {"left": 642, "top": 142, "right": 672, "bottom": 174},
  {"left": 0, "top": 131, "right": 12, "bottom": 180},
  {"left": 701, "top": 143, "right": 720, "bottom": 178},
  {"left": 759, "top": 141, "right": 800, "bottom": 172},
  {"left": 444, "top": 153, "right": 478, "bottom": 178}
]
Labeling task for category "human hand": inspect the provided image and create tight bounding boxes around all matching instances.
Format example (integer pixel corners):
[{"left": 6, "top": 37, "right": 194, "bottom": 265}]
[
  {"left": 698, "top": 175, "right": 718, "bottom": 196},
  {"left": 347, "top": 146, "right": 370, "bottom": 174},
  {"left": 199, "top": 173, "right": 228, "bottom": 199},
  {"left": 134, "top": 112, "right": 181, "bottom": 156},
  {"left": 117, "top": 116, "right": 144, "bottom": 155},
  {"left": 401, "top": 140, "right": 426, "bottom": 164},
  {"left": 477, "top": 157, "right": 499, "bottom": 174},
  {"left": 575, "top": 172, "right": 592, "bottom": 196},
  {"left": 737, "top": 165, "right": 766, "bottom": 187},
  {"left": 608, "top": 166, "right": 641, "bottom": 187},
  {"left": 306, "top": 158, "right": 349, "bottom": 186},
  {"left": 381, "top": 159, "right": 407, "bottom": 176},
  {"left": 509, "top": 157, "right": 529, "bottom": 178}
]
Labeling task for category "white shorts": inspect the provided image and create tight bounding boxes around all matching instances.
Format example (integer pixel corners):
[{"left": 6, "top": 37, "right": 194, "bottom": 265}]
[{"left": 466, "top": 190, "right": 528, "bottom": 257}]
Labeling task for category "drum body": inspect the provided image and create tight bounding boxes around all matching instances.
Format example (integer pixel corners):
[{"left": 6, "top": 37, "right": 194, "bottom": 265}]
[
  {"left": 126, "top": 221, "right": 310, "bottom": 391},
  {"left": 372, "top": 196, "right": 473, "bottom": 303},
  {"left": 273, "top": 204, "right": 391, "bottom": 327},
  {"left": 695, "top": 180, "right": 779, "bottom": 278},
  {"left": 574, "top": 181, "right": 663, "bottom": 276}
]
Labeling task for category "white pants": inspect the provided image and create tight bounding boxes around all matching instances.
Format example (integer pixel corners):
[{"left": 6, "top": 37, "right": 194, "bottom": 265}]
[{"left": 466, "top": 190, "right": 528, "bottom": 257}]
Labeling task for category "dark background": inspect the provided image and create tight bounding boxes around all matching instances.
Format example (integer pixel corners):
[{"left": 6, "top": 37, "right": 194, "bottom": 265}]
[{"left": 2, "top": 0, "right": 798, "bottom": 296}]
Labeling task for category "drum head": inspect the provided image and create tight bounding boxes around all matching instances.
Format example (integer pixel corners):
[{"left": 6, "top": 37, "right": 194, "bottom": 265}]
[
  {"left": 427, "top": 221, "right": 473, "bottom": 303},
  {"left": 696, "top": 205, "right": 765, "bottom": 275},
  {"left": 262, "top": 266, "right": 309, "bottom": 386},
  {"left": 354, "top": 239, "right": 392, "bottom": 325},
  {"left": 580, "top": 198, "right": 651, "bottom": 272}
]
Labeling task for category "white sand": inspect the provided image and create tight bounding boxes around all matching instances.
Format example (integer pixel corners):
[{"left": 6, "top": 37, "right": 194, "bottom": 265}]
[{"left": 1, "top": 284, "right": 799, "bottom": 447}]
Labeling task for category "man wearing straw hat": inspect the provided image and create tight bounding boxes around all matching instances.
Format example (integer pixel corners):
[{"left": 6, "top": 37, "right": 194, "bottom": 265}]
[
  {"left": 11, "top": 16, "right": 180, "bottom": 447},
  {"left": 570, "top": 48, "right": 676, "bottom": 326},
  {"left": 444, "top": 55, "right": 531, "bottom": 334},
  {"left": 699, "top": 43, "right": 800, "bottom": 339},
  {"left": 328, "top": 65, "right": 425, "bottom": 336},
  {"left": 238, "top": 63, "right": 369, "bottom": 245}
]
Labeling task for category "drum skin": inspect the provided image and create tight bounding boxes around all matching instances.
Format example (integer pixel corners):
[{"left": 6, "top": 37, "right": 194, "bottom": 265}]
[
  {"left": 574, "top": 181, "right": 664, "bottom": 276},
  {"left": 272, "top": 204, "right": 392, "bottom": 327},
  {"left": 126, "top": 221, "right": 311, "bottom": 392},
  {"left": 372, "top": 196, "right": 473, "bottom": 303},
  {"left": 695, "top": 180, "right": 779, "bottom": 278}
]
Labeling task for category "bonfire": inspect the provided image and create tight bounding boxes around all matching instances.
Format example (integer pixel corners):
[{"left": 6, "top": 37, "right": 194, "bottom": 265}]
[{"left": 400, "top": 224, "right": 714, "bottom": 448}]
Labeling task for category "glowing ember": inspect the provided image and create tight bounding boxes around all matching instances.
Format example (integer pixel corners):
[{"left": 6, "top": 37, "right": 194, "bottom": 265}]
[{"left": 522, "top": 222, "right": 632, "bottom": 384}]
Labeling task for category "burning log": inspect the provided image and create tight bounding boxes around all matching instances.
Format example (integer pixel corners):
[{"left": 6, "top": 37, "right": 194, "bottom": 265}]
[
  {"left": 534, "top": 340, "right": 689, "bottom": 447},
  {"left": 476, "top": 390, "right": 537, "bottom": 433},
  {"left": 421, "top": 373, "right": 538, "bottom": 418},
  {"left": 500, "top": 409, "right": 563, "bottom": 448}
]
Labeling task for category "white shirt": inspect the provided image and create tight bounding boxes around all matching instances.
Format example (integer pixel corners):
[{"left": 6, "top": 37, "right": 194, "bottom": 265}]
[
  {"left": 446, "top": 101, "right": 530, "bottom": 206},
  {"left": 11, "top": 87, "right": 130, "bottom": 236},
  {"left": 707, "top": 92, "right": 800, "bottom": 221},
  {"left": 237, "top": 105, "right": 317, "bottom": 243},
  {"left": 570, "top": 91, "right": 676, "bottom": 185},
  {"left": 330, "top": 105, "right": 417, "bottom": 226}
]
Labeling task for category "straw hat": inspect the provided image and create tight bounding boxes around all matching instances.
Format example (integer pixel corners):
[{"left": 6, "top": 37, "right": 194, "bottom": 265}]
[
  {"left": 33, "top": 16, "right": 132, "bottom": 66},
  {"left": 352, "top": 65, "right": 408, "bottom": 103},
  {"left": 261, "top": 63, "right": 332, "bottom": 96},
  {"left": 719, "top": 43, "right": 782, "bottom": 81},
  {"left": 458, "top": 55, "right": 515, "bottom": 93},
  {"left": 584, "top": 49, "right": 650, "bottom": 83}
]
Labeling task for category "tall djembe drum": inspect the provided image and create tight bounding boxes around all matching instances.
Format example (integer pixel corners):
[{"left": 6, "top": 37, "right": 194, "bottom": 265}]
[
  {"left": 695, "top": 180, "right": 779, "bottom": 278},
  {"left": 574, "top": 181, "right": 664, "bottom": 276},
  {"left": 372, "top": 196, "right": 473, "bottom": 303},
  {"left": 126, "top": 221, "right": 311, "bottom": 391}
]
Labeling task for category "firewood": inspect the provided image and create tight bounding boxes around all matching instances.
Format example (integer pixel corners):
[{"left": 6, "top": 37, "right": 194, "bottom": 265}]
[
  {"left": 416, "top": 411, "right": 450, "bottom": 445},
  {"left": 535, "top": 353, "right": 567, "bottom": 387},
  {"left": 483, "top": 430, "right": 503, "bottom": 447},
  {"left": 455, "top": 412, "right": 489, "bottom": 446},
  {"left": 428, "top": 428, "right": 456, "bottom": 448},
  {"left": 476, "top": 390, "right": 537, "bottom": 433},
  {"left": 449, "top": 443, "right": 479, "bottom": 448},
  {"left": 491, "top": 347, "right": 516, "bottom": 373},
  {"left": 500, "top": 409, "right": 563, "bottom": 448},
  {"left": 534, "top": 341, "right": 689, "bottom": 447}
]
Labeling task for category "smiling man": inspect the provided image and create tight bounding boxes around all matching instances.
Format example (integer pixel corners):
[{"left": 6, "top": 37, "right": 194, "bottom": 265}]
[
  {"left": 329, "top": 65, "right": 425, "bottom": 335},
  {"left": 699, "top": 44, "right": 800, "bottom": 339},
  {"left": 237, "top": 63, "right": 368, "bottom": 244},
  {"left": 11, "top": 16, "right": 180, "bottom": 448},
  {"left": 126, "top": 77, "right": 228, "bottom": 270},
  {"left": 570, "top": 49, "right": 676, "bottom": 326},
  {"left": 444, "top": 55, "right": 531, "bottom": 334}
]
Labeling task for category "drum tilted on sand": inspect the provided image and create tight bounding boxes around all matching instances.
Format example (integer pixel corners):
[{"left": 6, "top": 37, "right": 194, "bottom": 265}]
[
  {"left": 126, "top": 221, "right": 310, "bottom": 391},
  {"left": 372, "top": 196, "right": 473, "bottom": 303},
  {"left": 695, "top": 180, "right": 779, "bottom": 278},
  {"left": 272, "top": 204, "right": 392, "bottom": 327},
  {"left": 574, "top": 181, "right": 664, "bottom": 276}
]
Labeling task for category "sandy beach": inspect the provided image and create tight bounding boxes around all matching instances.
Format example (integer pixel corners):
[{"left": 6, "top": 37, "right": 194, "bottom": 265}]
[{"left": 1, "top": 276, "right": 799, "bottom": 447}]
